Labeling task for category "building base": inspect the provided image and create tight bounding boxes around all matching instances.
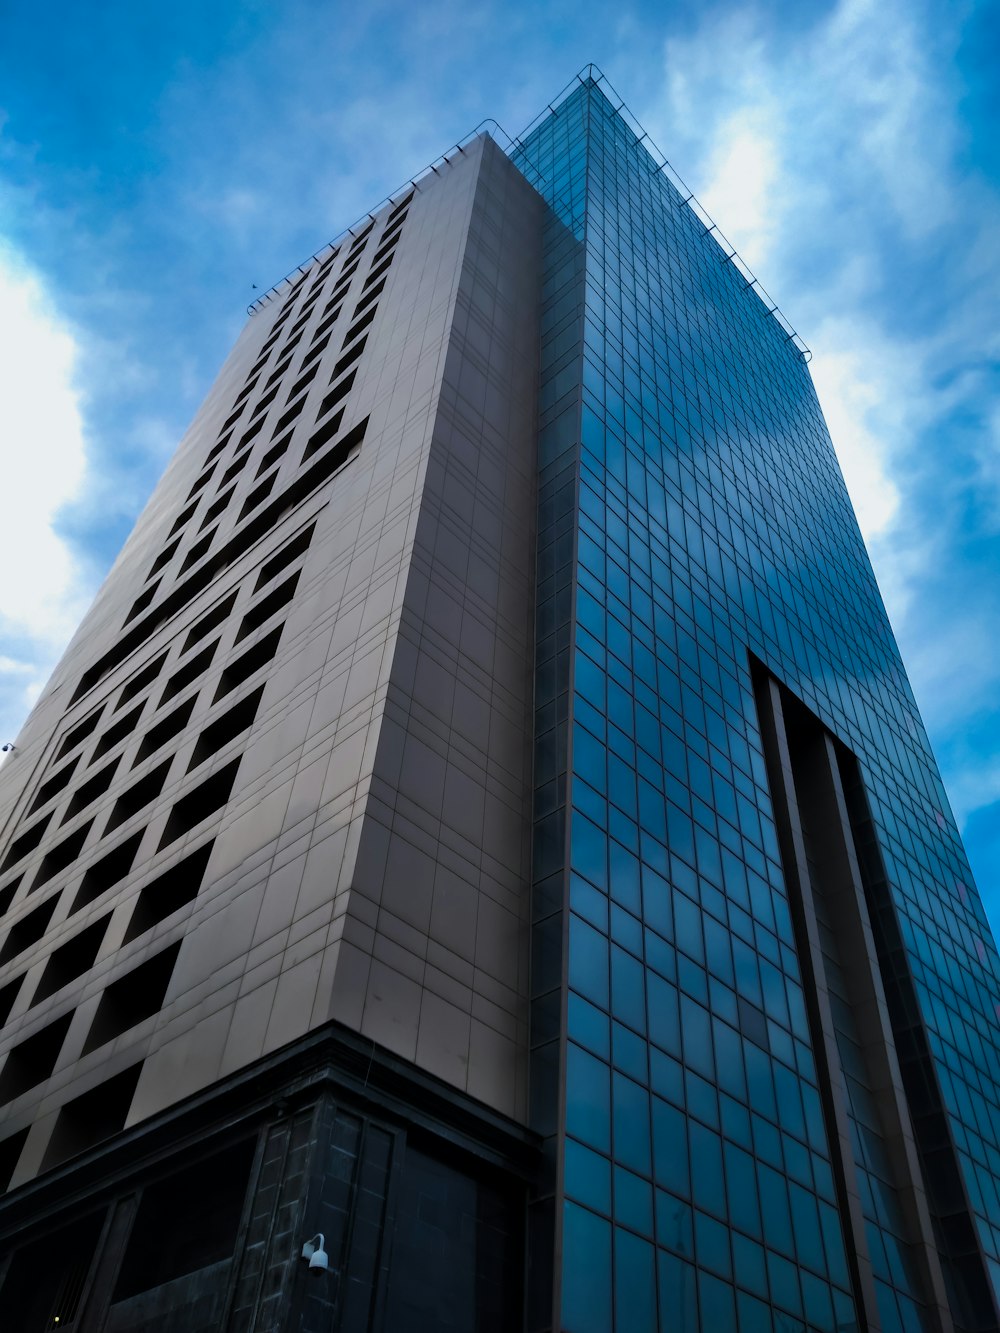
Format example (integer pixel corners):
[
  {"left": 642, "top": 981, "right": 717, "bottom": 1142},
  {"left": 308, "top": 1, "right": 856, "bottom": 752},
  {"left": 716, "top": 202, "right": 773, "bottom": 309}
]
[{"left": 0, "top": 1020, "right": 538, "bottom": 1332}]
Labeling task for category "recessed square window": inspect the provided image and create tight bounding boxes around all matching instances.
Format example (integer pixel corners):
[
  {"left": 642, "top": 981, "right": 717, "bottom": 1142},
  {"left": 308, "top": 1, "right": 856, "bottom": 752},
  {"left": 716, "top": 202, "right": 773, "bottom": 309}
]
[
  {"left": 69, "top": 830, "right": 144, "bottom": 915},
  {"left": 159, "top": 639, "right": 218, "bottom": 706},
  {"left": 158, "top": 759, "right": 241, "bottom": 849},
  {"left": 0, "top": 894, "right": 58, "bottom": 966},
  {"left": 182, "top": 592, "right": 238, "bottom": 654},
  {"left": 82, "top": 941, "right": 181, "bottom": 1055},
  {"left": 118, "top": 652, "right": 168, "bottom": 711},
  {"left": 32, "top": 821, "right": 93, "bottom": 891},
  {"left": 54, "top": 707, "right": 104, "bottom": 762},
  {"left": 123, "top": 841, "right": 214, "bottom": 945},
  {"left": 32, "top": 913, "right": 111, "bottom": 1005},
  {"left": 92, "top": 702, "right": 144, "bottom": 761},
  {"left": 0, "top": 1012, "right": 73, "bottom": 1104},
  {"left": 104, "top": 759, "right": 172, "bottom": 834},
  {"left": 62, "top": 757, "right": 120, "bottom": 822}
]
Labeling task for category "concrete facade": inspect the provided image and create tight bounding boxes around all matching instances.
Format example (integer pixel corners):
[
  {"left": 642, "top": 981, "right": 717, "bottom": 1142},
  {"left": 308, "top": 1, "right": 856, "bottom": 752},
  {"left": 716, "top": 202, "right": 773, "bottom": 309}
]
[{"left": 0, "top": 133, "right": 540, "bottom": 1191}]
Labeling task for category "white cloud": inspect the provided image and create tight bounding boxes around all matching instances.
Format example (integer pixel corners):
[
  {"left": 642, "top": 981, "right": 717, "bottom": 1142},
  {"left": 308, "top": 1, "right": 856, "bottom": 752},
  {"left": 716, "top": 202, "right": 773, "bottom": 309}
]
[
  {"left": 0, "top": 241, "right": 92, "bottom": 733},
  {"left": 698, "top": 114, "right": 781, "bottom": 273}
]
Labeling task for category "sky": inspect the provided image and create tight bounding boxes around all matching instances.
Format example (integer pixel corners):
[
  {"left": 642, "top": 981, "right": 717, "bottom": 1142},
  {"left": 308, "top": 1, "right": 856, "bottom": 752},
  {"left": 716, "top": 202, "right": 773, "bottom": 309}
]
[{"left": 0, "top": 0, "right": 998, "bottom": 920}]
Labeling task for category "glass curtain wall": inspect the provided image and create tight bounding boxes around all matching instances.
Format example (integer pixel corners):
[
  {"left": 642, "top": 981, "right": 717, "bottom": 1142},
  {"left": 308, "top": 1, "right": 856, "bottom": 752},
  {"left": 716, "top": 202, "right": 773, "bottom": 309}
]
[{"left": 515, "top": 75, "right": 1000, "bottom": 1333}]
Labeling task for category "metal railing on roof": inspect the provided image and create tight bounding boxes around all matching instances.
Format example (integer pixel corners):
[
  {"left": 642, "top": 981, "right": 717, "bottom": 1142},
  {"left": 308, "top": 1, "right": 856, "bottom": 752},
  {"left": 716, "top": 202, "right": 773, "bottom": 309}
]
[
  {"left": 510, "top": 64, "right": 811, "bottom": 363},
  {"left": 247, "top": 64, "right": 811, "bottom": 364},
  {"left": 246, "top": 120, "right": 548, "bottom": 317}
]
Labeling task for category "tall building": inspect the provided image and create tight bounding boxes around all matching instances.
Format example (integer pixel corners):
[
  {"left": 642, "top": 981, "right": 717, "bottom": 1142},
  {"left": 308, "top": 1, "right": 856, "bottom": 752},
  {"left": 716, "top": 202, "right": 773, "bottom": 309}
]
[{"left": 0, "top": 67, "right": 997, "bottom": 1333}]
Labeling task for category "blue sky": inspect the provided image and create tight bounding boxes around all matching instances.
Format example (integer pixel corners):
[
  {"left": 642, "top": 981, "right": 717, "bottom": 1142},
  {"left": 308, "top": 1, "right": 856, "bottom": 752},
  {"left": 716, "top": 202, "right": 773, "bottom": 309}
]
[{"left": 0, "top": 0, "right": 998, "bottom": 921}]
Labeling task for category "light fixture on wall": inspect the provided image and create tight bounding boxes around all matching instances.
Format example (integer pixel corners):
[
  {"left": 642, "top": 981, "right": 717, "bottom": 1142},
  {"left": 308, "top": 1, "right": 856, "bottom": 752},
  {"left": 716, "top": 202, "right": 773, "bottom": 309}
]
[{"left": 300, "top": 1233, "right": 329, "bottom": 1273}]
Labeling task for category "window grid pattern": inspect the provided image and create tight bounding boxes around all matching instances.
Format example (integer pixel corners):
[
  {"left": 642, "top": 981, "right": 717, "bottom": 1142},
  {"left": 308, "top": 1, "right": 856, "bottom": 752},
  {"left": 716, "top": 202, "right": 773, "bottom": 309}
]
[{"left": 517, "top": 78, "right": 1000, "bottom": 1333}]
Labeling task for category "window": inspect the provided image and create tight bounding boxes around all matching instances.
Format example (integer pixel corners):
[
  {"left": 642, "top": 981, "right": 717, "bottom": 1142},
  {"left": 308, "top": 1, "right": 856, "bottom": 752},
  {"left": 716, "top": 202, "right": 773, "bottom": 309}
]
[
  {"left": 370, "top": 230, "right": 402, "bottom": 267},
  {"left": 124, "top": 581, "right": 159, "bottom": 625},
  {"left": 189, "top": 687, "right": 264, "bottom": 769},
  {"left": 344, "top": 301, "right": 378, "bottom": 343},
  {"left": 238, "top": 474, "right": 277, "bottom": 522},
  {"left": 303, "top": 409, "right": 345, "bottom": 461},
  {"left": 235, "top": 416, "right": 265, "bottom": 451},
  {"left": 318, "top": 369, "right": 357, "bottom": 422},
  {"left": 0, "top": 813, "right": 53, "bottom": 873},
  {"left": 0, "top": 977, "right": 21, "bottom": 1027},
  {"left": 347, "top": 220, "right": 374, "bottom": 253},
  {"left": 54, "top": 707, "right": 104, "bottom": 762},
  {"left": 169, "top": 500, "right": 198, "bottom": 537},
  {"left": 186, "top": 465, "right": 216, "bottom": 500},
  {"left": 204, "top": 433, "right": 231, "bottom": 464},
  {"left": 29, "top": 757, "right": 80, "bottom": 816},
  {"left": 311, "top": 308, "right": 341, "bottom": 341},
  {"left": 302, "top": 415, "right": 368, "bottom": 478},
  {"left": 353, "top": 277, "right": 385, "bottom": 316},
  {"left": 159, "top": 640, "right": 218, "bottom": 706},
  {"left": 159, "top": 758, "right": 241, "bottom": 848},
  {"left": 288, "top": 362, "right": 320, "bottom": 397},
  {"left": 42, "top": 1064, "right": 143, "bottom": 1170},
  {"left": 330, "top": 335, "right": 368, "bottom": 380},
  {"left": 0, "top": 1012, "right": 73, "bottom": 1103},
  {"left": 118, "top": 652, "right": 169, "bottom": 710},
  {"left": 0, "top": 895, "right": 58, "bottom": 965},
  {"left": 32, "top": 914, "right": 111, "bottom": 1005},
  {"left": 134, "top": 697, "right": 196, "bottom": 765},
  {"left": 63, "top": 757, "right": 120, "bottom": 822},
  {"left": 255, "top": 435, "right": 290, "bottom": 477},
  {"left": 92, "top": 702, "right": 144, "bottom": 762},
  {"left": 220, "top": 405, "right": 245, "bottom": 433},
  {"left": 233, "top": 376, "right": 259, "bottom": 406},
  {"left": 299, "top": 336, "right": 329, "bottom": 370},
  {"left": 361, "top": 253, "right": 394, "bottom": 290},
  {"left": 221, "top": 452, "right": 251, "bottom": 487},
  {"left": 123, "top": 841, "right": 213, "bottom": 944},
  {"left": 265, "top": 353, "right": 294, "bottom": 389},
  {"left": 256, "top": 328, "right": 281, "bottom": 356},
  {"left": 249, "top": 382, "right": 279, "bottom": 419},
  {"left": 0, "top": 878, "right": 21, "bottom": 919},
  {"left": 183, "top": 592, "right": 238, "bottom": 653},
  {"left": 105, "top": 759, "right": 172, "bottom": 834},
  {"left": 254, "top": 523, "right": 314, "bottom": 591},
  {"left": 0, "top": 1128, "right": 28, "bottom": 1192},
  {"left": 112, "top": 1139, "right": 256, "bottom": 1298},
  {"left": 148, "top": 539, "right": 179, "bottom": 580},
  {"left": 215, "top": 627, "right": 283, "bottom": 701},
  {"left": 82, "top": 941, "right": 181, "bottom": 1054},
  {"left": 32, "top": 820, "right": 93, "bottom": 891},
  {"left": 386, "top": 191, "right": 412, "bottom": 222},
  {"left": 279, "top": 329, "right": 303, "bottom": 358},
  {"left": 288, "top": 296, "right": 320, "bottom": 335},
  {"left": 272, "top": 394, "right": 308, "bottom": 437},
  {"left": 199, "top": 486, "right": 237, "bottom": 531},
  {"left": 179, "top": 530, "right": 216, "bottom": 575}
]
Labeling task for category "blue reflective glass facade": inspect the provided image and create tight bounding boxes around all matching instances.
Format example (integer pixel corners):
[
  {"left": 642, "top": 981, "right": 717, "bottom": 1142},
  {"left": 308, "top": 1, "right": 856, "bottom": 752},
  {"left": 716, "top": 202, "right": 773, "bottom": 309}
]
[{"left": 513, "top": 76, "right": 1000, "bottom": 1333}]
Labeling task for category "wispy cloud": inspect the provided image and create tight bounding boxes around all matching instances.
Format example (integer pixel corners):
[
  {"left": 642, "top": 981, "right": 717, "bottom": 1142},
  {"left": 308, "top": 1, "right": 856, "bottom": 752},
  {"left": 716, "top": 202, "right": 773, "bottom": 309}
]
[{"left": 0, "top": 241, "right": 94, "bottom": 736}]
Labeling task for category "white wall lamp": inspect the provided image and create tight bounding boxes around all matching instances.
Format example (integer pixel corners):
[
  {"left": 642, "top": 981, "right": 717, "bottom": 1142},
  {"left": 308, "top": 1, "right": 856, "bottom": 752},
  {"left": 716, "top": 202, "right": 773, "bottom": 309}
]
[{"left": 300, "top": 1233, "right": 330, "bottom": 1274}]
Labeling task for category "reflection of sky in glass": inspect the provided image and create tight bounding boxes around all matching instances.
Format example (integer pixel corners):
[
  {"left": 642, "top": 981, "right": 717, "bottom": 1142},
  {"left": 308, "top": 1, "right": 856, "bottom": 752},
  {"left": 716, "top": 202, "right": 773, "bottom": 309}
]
[{"left": 515, "top": 77, "right": 1000, "bottom": 1331}]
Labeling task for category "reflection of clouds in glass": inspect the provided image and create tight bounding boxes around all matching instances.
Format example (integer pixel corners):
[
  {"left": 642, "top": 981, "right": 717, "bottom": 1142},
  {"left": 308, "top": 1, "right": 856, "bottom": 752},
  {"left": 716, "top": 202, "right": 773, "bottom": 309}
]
[{"left": 645, "top": 0, "right": 1000, "bottom": 916}]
